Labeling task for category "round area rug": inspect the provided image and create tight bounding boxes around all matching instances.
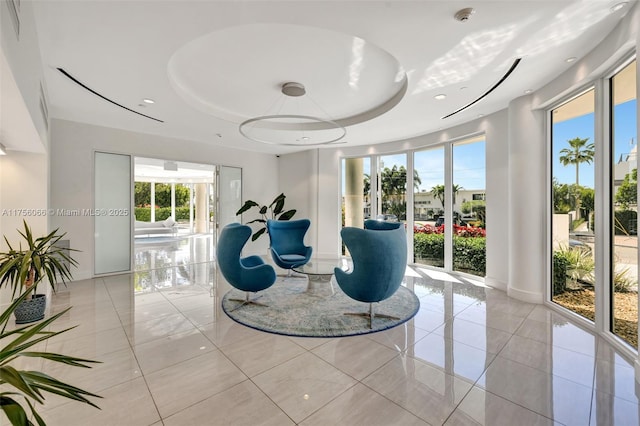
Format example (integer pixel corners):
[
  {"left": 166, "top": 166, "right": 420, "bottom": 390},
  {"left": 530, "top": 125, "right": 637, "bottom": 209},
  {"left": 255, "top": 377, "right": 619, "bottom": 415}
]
[{"left": 222, "top": 278, "right": 420, "bottom": 337}]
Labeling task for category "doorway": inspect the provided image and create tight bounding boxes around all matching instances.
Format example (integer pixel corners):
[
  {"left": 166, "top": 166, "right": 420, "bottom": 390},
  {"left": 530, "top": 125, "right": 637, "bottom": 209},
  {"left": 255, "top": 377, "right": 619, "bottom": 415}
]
[{"left": 133, "top": 157, "right": 216, "bottom": 292}]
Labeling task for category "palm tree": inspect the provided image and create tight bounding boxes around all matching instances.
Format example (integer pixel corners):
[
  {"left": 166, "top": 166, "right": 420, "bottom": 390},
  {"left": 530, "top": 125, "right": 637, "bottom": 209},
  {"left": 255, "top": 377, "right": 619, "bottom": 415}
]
[
  {"left": 430, "top": 184, "right": 445, "bottom": 208},
  {"left": 559, "top": 137, "right": 595, "bottom": 187},
  {"left": 430, "top": 184, "right": 463, "bottom": 208},
  {"left": 559, "top": 137, "right": 594, "bottom": 218}
]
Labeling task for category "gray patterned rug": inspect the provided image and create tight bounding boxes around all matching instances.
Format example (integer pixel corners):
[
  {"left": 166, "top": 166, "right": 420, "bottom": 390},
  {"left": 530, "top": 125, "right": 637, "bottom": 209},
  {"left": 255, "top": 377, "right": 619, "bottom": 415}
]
[{"left": 222, "top": 277, "right": 420, "bottom": 337}]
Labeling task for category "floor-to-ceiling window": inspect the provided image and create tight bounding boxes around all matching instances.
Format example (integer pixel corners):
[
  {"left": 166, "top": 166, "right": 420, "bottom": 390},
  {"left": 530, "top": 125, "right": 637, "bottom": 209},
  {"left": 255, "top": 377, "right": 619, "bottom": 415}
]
[
  {"left": 550, "top": 57, "right": 638, "bottom": 351},
  {"left": 413, "top": 136, "right": 486, "bottom": 277},
  {"left": 610, "top": 58, "right": 637, "bottom": 347},
  {"left": 413, "top": 147, "right": 445, "bottom": 267},
  {"left": 550, "top": 88, "right": 596, "bottom": 321},
  {"left": 453, "top": 137, "right": 486, "bottom": 276}
]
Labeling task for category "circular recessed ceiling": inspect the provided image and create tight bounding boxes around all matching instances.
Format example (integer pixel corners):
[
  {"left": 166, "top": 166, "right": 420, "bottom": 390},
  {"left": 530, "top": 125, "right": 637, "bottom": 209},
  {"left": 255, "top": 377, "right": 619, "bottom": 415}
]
[{"left": 168, "top": 23, "right": 407, "bottom": 135}]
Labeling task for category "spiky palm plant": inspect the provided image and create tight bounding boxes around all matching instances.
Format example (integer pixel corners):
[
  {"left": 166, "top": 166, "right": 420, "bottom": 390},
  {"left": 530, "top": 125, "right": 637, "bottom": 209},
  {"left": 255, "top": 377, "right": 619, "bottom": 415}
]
[
  {"left": 0, "top": 221, "right": 78, "bottom": 299},
  {"left": 0, "top": 290, "right": 101, "bottom": 425}
]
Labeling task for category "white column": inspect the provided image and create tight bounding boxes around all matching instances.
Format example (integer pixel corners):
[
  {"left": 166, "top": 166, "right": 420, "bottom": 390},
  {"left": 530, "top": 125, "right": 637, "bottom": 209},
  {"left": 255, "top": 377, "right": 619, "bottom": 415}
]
[
  {"left": 189, "top": 184, "right": 194, "bottom": 232},
  {"left": 150, "top": 182, "right": 156, "bottom": 223},
  {"left": 507, "top": 95, "right": 546, "bottom": 303},
  {"left": 344, "top": 158, "right": 364, "bottom": 228},
  {"left": 195, "top": 183, "right": 207, "bottom": 233},
  {"left": 171, "top": 183, "right": 176, "bottom": 219}
]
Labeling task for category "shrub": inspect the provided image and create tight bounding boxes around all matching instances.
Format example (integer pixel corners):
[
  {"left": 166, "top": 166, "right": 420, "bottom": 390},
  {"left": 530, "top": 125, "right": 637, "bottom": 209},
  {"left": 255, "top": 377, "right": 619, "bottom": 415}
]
[
  {"left": 552, "top": 250, "right": 570, "bottom": 295},
  {"left": 614, "top": 268, "right": 636, "bottom": 293},
  {"left": 414, "top": 233, "right": 444, "bottom": 267},
  {"left": 413, "top": 233, "right": 486, "bottom": 275},
  {"left": 134, "top": 207, "right": 151, "bottom": 221},
  {"left": 453, "top": 236, "right": 485, "bottom": 275},
  {"left": 134, "top": 206, "right": 191, "bottom": 222}
]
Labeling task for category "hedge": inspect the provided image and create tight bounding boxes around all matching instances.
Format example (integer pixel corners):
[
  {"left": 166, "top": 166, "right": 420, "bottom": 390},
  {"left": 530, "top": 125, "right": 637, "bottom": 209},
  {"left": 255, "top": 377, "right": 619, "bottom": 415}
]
[
  {"left": 552, "top": 250, "right": 570, "bottom": 295},
  {"left": 453, "top": 236, "right": 486, "bottom": 275},
  {"left": 414, "top": 233, "right": 486, "bottom": 276},
  {"left": 134, "top": 206, "right": 191, "bottom": 222}
]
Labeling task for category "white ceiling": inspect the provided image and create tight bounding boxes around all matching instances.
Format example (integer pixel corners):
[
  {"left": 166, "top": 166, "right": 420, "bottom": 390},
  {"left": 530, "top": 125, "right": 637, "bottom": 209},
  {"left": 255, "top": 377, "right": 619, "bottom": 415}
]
[{"left": 29, "top": 0, "right": 636, "bottom": 154}]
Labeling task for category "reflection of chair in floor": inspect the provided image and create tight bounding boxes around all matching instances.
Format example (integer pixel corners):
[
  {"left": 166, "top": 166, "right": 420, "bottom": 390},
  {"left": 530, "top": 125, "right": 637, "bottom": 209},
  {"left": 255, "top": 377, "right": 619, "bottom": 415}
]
[
  {"left": 266, "top": 219, "right": 312, "bottom": 276},
  {"left": 217, "top": 223, "right": 276, "bottom": 310},
  {"left": 334, "top": 226, "right": 407, "bottom": 328}
]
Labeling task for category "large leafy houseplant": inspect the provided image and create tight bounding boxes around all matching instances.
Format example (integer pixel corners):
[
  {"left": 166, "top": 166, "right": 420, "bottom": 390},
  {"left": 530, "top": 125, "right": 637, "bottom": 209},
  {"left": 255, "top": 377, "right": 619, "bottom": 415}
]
[
  {"left": 0, "top": 221, "right": 78, "bottom": 300},
  {"left": 0, "top": 289, "right": 102, "bottom": 425},
  {"left": 235, "top": 193, "right": 296, "bottom": 241}
]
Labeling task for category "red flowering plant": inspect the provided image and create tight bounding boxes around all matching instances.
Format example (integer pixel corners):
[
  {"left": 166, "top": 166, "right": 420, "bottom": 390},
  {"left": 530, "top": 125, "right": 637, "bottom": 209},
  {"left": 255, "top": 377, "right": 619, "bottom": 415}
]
[{"left": 414, "top": 223, "right": 485, "bottom": 238}]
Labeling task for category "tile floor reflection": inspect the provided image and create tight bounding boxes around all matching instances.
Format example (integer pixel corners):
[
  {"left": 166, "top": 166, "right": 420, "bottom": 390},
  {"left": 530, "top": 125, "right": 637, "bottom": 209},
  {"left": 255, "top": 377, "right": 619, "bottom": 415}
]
[{"left": 24, "top": 263, "right": 640, "bottom": 425}]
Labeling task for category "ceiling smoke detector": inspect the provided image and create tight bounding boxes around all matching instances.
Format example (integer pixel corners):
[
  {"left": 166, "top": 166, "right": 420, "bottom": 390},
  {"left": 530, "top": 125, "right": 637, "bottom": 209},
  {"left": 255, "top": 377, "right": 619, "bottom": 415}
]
[{"left": 454, "top": 8, "right": 475, "bottom": 22}]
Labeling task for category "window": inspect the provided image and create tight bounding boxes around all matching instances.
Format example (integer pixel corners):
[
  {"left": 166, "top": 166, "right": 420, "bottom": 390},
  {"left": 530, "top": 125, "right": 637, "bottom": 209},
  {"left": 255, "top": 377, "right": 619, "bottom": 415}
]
[
  {"left": 413, "top": 135, "right": 486, "bottom": 276},
  {"left": 550, "top": 88, "right": 596, "bottom": 321},
  {"left": 610, "top": 59, "right": 637, "bottom": 347}
]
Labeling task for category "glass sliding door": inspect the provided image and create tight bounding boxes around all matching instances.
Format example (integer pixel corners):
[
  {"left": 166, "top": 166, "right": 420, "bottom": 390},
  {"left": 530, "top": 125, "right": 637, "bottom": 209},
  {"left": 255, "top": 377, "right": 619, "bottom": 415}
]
[
  {"left": 610, "top": 59, "right": 637, "bottom": 347},
  {"left": 453, "top": 137, "right": 486, "bottom": 276},
  {"left": 413, "top": 147, "right": 445, "bottom": 267},
  {"left": 550, "top": 88, "right": 596, "bottom": 321}
]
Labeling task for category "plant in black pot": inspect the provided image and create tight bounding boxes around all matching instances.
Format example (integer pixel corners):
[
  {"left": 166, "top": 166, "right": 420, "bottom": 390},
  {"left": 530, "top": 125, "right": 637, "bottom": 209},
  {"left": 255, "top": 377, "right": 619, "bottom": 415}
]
[
  {"left": 236, "top": 193, "right": 296, "bottom": 241},
  {"left": 0, "top": 220, "right": 78, "bottom": 324}
]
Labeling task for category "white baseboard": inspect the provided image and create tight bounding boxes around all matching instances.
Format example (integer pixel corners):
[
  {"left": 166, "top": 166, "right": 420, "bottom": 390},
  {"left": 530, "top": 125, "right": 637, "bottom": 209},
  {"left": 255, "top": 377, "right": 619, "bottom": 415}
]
[
  {"left": 484, "top": 276, "right": 507, "bottom": 291},
  {"left": 507, "top": 286, "right": 543, "bottom": 304}
]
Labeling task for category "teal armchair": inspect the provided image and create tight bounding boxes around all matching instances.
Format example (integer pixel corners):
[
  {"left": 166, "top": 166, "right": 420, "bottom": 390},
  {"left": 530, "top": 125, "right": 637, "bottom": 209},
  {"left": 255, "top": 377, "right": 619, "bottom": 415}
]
[
  {"left": 266, "top": 219, "right": 312, "bottom": 274},
  {"left": 334, "top": 226, "right": 407, "bottom": 327},
  {"left": 364, "top": 219, "right": 402, "bottom": 230},
  {"left": 217, "top": 223, "right": 276, "bottom": 310}
]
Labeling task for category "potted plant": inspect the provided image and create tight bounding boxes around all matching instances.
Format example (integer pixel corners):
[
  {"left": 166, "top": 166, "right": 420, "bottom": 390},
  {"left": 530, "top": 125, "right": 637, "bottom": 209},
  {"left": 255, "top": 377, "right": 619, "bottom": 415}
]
[
  {"left": 0, "top": 220, "right": 78, "bottom": 324},
  {"left": 1, "top": 288, "right": 101, "bottom": 425},
  {"left": 235, "top": 193, "right": 296, "bottom": 241}
]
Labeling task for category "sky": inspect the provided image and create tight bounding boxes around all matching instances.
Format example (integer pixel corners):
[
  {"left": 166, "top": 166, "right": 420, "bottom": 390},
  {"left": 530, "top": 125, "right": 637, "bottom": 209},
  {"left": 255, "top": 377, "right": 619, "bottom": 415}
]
[
  {"left": 553, "top": 99, "right": 637, "bottom": 188},
  {"left": 341, "top": 97, "right": 636, "bottom": 195},
  {"left": 342, "top": 139, "right": 486, "bottom": 193}
]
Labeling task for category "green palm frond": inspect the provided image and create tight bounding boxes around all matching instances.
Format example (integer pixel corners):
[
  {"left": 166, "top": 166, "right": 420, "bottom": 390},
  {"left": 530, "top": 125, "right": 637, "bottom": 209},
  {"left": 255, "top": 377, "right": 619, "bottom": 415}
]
[{"left": 0, "top": 290, "right": 102, "bottom": 425}]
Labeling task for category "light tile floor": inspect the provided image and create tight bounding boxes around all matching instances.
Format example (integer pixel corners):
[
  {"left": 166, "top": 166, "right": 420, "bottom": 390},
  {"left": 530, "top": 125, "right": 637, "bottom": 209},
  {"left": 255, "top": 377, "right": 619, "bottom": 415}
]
[{"left": 10, "top": 262, "right": 640, "bottom": 425}]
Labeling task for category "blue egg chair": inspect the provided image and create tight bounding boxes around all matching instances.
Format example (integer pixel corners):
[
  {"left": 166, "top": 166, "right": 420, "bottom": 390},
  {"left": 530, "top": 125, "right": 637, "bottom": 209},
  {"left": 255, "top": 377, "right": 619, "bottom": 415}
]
[
  {"left": 266, "top": 219, "right": 313, "bottom": 275},
  {"left": 217, "top": 223, "right": 276, "bottom": 310},
  {"left": 334, "top": 226, "right": 407, "bottom": 328},
  {"left": 364, "top": 219, "right": 403, "bottom": 230}
]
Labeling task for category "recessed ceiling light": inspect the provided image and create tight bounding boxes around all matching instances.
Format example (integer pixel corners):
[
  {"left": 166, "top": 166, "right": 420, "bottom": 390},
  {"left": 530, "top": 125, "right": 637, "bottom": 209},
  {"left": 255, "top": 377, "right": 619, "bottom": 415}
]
[
  {"left": 524, "top": 89, "right": 533, "bottom": 94},
  {"left": 478, "top": 114, "right": 484, "bottom": 118},
  {"left": 143, "top": 98, "right": 155, "bottom": 104},
  {"left": 566, "top": 57, "right": 577, "bottom": 63},
  {"left": 611, "top": 2, "right": 628, "bottom": 12},
  {"left": 434, "top": 94, "right": 447, "bottom": 100}
]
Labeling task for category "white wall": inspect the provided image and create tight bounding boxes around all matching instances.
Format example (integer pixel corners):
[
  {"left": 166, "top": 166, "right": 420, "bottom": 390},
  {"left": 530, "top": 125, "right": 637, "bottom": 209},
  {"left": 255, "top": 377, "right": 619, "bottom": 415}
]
[
  {"left": 49, "top": 119, "right": 279, "bottom": 279},
  {"left": 0, "top": 152, "right": 48, "bottom": 305},
  {"left": 277, "top": 149, "right": 319, "bottom": 252},
  {"left": 0, "top": 0, "right": 49, "bottom": 151}
]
